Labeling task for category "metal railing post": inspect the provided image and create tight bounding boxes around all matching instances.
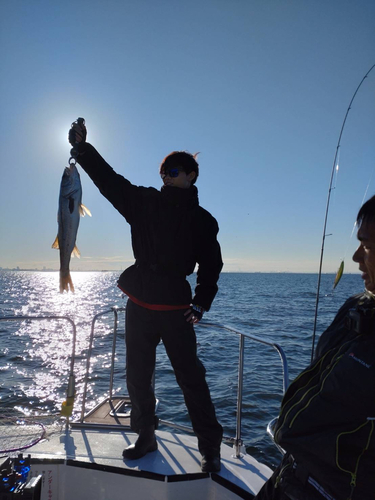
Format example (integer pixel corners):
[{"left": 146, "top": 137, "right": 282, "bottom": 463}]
[
  {"left": 198, "top": 321, "right": 289, "bottom": 456},
  {"left": 109, "top": 308, "right": 119, "bottom": 398},
  {"left": 80, "top": 307, "right": 126, "bottom": 421},
  {"left": 234, "top": 334, "right": 245, "bottom": 457}
]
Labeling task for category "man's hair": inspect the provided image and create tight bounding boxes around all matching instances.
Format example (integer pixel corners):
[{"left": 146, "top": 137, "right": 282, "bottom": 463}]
[
  {"left": 160, "top": 151, "right": 199, "bottom": 184},
  {"left": 357, "top": 195, "right": 375, "bottom": 227}
]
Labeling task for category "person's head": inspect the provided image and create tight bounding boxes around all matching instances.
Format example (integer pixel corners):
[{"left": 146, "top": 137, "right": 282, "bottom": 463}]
[
  {"left": 160, "top": 151, "right": 199, "bottom": 189},
  {"left": 353, "top": 195, "right": 375, "bottom": 293}
]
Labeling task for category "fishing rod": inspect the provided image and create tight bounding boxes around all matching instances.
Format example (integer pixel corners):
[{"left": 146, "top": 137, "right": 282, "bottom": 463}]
[{"left": 311, "top": 63, "right": 375, "bottom": 361}]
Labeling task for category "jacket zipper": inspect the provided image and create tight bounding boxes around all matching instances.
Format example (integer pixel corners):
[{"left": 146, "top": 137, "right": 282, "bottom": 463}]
[{"left": 336, "top": 419, "right": 374, "bottom": 500}]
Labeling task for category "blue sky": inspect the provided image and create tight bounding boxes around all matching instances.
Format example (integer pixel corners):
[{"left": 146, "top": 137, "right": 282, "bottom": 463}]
[{"left": 0, "top": 0, "right": 374, "bottom": 273}]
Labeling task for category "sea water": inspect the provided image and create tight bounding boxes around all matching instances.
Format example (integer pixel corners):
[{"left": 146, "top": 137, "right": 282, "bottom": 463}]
[{"left": 0, "top": 270, "right": 363, "bottom": 467}]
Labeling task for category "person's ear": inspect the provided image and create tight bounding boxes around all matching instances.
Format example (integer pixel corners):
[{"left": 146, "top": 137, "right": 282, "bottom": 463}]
[{"left": 188, "top": 171, "right": 196, "bottom": 183}]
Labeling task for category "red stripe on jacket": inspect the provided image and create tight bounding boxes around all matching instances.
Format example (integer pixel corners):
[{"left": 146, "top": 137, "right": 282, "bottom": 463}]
[{"left": 118, "top": 286, "right": 190, "bottom": 311}]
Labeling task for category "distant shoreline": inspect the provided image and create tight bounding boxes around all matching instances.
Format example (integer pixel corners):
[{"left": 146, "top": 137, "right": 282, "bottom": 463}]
[{"left": 0, "top": 269, "right": 360, "bottom": 275}]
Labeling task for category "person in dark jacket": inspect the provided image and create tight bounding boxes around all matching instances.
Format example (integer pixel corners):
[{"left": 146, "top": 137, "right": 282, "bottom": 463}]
[
  {"left": 68, "top": 118, "right": 223, "bottom": 473},
  {"left": 254, "top": 195, "right": 375, "bottom": 499}
]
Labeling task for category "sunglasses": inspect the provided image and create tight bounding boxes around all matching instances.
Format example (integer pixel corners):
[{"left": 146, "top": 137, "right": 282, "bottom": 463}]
[{"left": 160, "top": 167, "right": 183, "bottom": 179}]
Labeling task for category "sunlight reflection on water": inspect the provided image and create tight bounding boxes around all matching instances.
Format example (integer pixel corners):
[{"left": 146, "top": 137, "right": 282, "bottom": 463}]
[{"left": 0, "top": 271, "right": 125, "bottom": 417}]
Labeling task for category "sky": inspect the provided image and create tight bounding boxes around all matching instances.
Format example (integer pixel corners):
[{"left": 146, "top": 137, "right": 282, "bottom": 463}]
[{"left": 0, "top": 0, "right": 374, "bottom": 274}]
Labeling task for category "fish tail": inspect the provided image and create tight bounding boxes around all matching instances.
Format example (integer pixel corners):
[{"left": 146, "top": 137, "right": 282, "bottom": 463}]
[
  {"left": 60, "top": 271, "right": 75, "bottom": 293},
  {"left": 52, "top": 236, "right": 59, "bottom": 249},
  {"left": 72, "top": 245, "right": 81, "bottom": 258}
]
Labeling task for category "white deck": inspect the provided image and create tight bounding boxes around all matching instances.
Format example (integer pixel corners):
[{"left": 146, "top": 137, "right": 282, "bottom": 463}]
[{"left": 25, "top": 426, "right": 272, "bottom": 499}]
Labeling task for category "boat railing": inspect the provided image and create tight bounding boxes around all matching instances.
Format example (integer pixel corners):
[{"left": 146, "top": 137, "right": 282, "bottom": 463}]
[
  {"left": 200, "top": 321, "right": 289, "bottom": 457},
  {"left": 0, "top": 310, "right": 289, "bottom": 459},
  {"left": 79, "top": 307, "right": 289, "bottom": 458}
]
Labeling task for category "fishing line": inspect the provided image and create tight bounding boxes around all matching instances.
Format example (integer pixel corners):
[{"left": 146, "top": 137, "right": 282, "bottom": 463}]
[
  {"left": 311, "top": 63, "right": 375, "bottom": 361},
  {"left": 327, "top": 156, "right": 342, "bottom": 239},
  {"left": 329, "top": 150, "right": 340, "bottom": 231},
  {"left": 320, "top": 156, "right": 343, "bottom": 297}
]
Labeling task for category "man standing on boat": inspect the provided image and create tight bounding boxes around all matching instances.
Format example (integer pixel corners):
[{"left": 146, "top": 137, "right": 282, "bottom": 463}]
[
  {"left": 255, "top": 196, "right": 375, "bottom": 499},
  {"left": 68, "top": 119, "right": 223, "bottom": 473}
]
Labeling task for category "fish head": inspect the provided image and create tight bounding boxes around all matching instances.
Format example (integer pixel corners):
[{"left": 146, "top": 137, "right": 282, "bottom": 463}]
[{"left": 60, "top": 164, "right": 82, "bottom": 198}]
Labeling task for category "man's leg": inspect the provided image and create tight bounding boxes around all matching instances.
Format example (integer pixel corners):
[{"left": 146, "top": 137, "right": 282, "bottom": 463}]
[
  {"left": 123, "top": 300, "right": 159, "bottom": 459},
  {"left": 160, "top": 310, "right": 223, "bottom": 468}
]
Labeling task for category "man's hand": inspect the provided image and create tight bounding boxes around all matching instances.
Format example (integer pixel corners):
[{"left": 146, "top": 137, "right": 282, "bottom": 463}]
[
  {"left": 68, "top": 117, "right": 87, "bottom": 146},
  {"left": 184, "top": 305, "right": 204, "bottom": 324}
]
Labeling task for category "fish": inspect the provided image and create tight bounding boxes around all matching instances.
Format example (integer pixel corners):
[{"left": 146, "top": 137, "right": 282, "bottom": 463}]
[
  {"left": 333, "top": 260, "right": 344, "bottom": 289},
  {"left": 52, "top": 162, "right": 91, "bottom": 293}
]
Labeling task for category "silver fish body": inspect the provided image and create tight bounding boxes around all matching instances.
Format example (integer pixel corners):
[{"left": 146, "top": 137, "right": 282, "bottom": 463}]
[{"left": 52, "top": 164, "right": 90, "bottom": 292}]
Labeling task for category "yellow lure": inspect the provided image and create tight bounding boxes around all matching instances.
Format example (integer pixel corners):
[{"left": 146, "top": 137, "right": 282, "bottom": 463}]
[{"left": 333, "top": 260, "right": 344, "bottom": 289}]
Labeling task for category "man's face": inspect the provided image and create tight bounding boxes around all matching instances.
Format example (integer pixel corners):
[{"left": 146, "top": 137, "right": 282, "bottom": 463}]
[
  {"left": 353, "top": 220, "right": 375, "bottom": 293},
  {"left": 160, "top": 167, "right": 196, "bottom": 189}
]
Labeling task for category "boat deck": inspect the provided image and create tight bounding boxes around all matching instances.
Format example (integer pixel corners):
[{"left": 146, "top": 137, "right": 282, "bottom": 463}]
[
  {"left": 81, "top": 397, "right": 132, "bottom": 427},
  {"left": 27, "top": 426, "right": 272, "bottom": 499}
]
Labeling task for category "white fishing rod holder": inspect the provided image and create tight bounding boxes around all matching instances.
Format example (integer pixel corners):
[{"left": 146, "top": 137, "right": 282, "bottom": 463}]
[{"left": 0, "top": 315, "right": 77, "bottom": 426}]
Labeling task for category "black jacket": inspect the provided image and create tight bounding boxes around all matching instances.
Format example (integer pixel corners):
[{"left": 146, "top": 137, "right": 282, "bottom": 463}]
[
  {"left": 274, "top": 292, "right": 375, "bottom": 500},
  {"left": 75, "top": 143, "right": 223, "bottom": 310}
]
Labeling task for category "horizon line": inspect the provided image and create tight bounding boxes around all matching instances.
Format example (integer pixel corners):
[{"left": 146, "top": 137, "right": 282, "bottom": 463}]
[{"left": 0, "top": 268, "right": 361, "bottom": 275}]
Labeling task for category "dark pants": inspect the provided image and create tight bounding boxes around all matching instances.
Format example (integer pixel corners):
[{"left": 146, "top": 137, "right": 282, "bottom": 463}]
[
  {"left": 254, "top": 457, "right": 330, "bottom": 500},
  {"left": 125, "top": 299, "right": 223, "bottom": 455}
]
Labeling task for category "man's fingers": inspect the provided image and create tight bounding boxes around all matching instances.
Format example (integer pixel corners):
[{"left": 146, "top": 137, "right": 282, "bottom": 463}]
[
  {"left": 73, "top": 126, "right": 84, "bottom": 139},
  {"left": 185, "top": 313, "right": 199, "bottom": 323}
]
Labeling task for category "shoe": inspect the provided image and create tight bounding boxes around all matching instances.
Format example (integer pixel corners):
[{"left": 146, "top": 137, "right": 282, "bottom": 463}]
[
  {"left": 122, "top": 425, "right": 158, "bottom": 460},
  {"left": 201, "top": 454, "right": 221, "bottom": 473}
]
